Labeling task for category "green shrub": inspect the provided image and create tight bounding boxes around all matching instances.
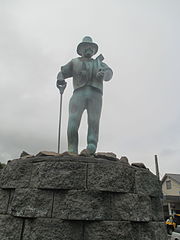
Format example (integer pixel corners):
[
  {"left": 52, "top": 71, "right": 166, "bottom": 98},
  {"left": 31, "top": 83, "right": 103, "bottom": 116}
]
[{"left": 0, "top": 162, "right": 6, "bottom": 169}]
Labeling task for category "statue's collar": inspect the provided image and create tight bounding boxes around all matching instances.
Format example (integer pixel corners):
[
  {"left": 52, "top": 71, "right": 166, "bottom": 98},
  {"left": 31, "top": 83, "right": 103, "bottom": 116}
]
[{"left": 79, "top": 57, "right": 93, "bottom": 61}]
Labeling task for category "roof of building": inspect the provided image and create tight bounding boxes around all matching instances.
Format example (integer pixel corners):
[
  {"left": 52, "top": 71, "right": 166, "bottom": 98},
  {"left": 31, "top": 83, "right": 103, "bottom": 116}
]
[{"left": 162, "top": 173, "right": 180, "bottom": 184}]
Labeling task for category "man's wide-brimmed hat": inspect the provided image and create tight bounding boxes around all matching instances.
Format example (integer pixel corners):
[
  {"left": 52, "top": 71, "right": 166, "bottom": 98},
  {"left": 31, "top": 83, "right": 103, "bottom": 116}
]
[{"left": 77, "top": 36, "right": 98, "bottom": 56}]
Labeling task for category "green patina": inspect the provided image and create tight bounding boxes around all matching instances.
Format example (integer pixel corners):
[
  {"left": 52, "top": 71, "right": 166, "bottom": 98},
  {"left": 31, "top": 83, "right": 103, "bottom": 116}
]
[{"left": 57, "top": 36, "right": 113, "bottom": 155}]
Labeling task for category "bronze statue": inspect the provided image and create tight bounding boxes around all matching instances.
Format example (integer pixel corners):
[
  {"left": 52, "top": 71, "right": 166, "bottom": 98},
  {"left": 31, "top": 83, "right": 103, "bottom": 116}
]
[{"left": 57, "top": 36, "right": 113, "bottom": 156}]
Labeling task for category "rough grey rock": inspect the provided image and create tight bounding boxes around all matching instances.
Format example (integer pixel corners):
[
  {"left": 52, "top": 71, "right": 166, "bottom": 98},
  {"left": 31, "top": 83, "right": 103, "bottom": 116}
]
[
  {"left": 0, "top": 160, "right": 32, "bottom": 188},
  {"left": 53, "top": 190, "right": 110, "bottom": 220},
  {"left": 0, "top": 154, "right": 167, "bottom": 240},
  {"left": 23, "top": 218, "right": 83, "bottom": 240},
  {"left": 132, "top": 222, "right": 168, "bottom": 240},
  {"left": 94, "top": 152, "right": 117, "bottom": 161},
  {"left": 150, "top": 222, "right": 168, "bottom": 240},
  {"left": 9, "top": 188, "right": 53, "bottom": 218},
  {"left": 36, "top": 151, "right": 60, "bottom": 157},
  {"left": 132, "top": 162, "right": 146, "bottom": 169},
  {"left": 0, "top": 189, "right": 10, "bottom": 214},
  {"left": 112, "top": 193, "right": 151, "bottom": 222},
  {"left": 119, "top": 156, "right": 129, "bottom": 164},
  {"left": 30, "top": 161, "right": 87, "bottom": 189},
  {"left": 84, "top": 221, "right": 132, "bottom": 240},
  {"left": 0, "top": 215, "right": 23, "bottom": 240},
  {"left": 135, "top": 168, "right": 161, "bottom": 197},
  {"left": 151, "top": 197, "right": 164, "bottom": 221},
  {"left": 61, "top": 151, "right": 78, "bottom": 157},
  {"left": 79, "top": 149, "right": 92, "bottom": 157},
  {"left": 87, "top": 162, "right": 135, "bottom": 192},
  {"left": 20, "top": 151, "right": 32, "bottom": 158}
]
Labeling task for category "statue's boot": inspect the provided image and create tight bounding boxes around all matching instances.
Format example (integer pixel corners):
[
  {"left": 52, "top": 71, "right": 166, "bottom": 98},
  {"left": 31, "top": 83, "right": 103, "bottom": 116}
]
[{"left": 79, "top": 149, "right": 93, "bottom": 157}]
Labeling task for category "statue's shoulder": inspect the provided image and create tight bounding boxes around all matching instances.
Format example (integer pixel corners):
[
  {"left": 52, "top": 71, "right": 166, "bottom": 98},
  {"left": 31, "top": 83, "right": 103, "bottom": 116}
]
[
  {"left": 72, "top": 57, "right": 81, "bottom": 62},
  {"left": 71, "top": 57, "right": 82, "bottom": 65}
]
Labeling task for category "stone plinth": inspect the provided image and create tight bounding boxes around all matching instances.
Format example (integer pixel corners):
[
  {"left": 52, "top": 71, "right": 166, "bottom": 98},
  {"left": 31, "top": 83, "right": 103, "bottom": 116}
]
[{"left": 0, "top": 155, "right": 168, "bottom": 240}]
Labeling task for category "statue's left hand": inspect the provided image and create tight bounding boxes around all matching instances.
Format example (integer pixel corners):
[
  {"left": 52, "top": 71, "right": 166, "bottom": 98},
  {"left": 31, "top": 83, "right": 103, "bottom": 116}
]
[{"left": 96, "top": 70, "right": 105, "bottom": 80}]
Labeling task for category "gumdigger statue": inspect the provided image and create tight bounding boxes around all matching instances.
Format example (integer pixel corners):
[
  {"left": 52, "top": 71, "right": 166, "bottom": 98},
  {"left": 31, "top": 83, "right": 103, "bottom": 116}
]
[{"left": 56, "top": 36, "right": 113, "bottom": 156}]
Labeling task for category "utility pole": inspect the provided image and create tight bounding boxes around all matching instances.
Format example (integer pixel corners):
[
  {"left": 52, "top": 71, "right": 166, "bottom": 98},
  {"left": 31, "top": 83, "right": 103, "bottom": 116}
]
[{"left": 155, "top": 155, "right": 160, "bottom": 180}]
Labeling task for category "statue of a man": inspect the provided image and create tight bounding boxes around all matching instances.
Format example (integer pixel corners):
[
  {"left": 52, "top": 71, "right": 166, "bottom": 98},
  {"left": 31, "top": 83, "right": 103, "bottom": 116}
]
[{"left": 57, "top": 36, "right": 113, "bottom": 156}]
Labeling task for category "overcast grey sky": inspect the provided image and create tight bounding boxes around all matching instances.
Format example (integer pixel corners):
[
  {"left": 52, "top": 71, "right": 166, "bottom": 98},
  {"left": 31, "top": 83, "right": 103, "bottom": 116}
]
[{"left": 0, "top": 0, "right": 180, "bottom": 177}]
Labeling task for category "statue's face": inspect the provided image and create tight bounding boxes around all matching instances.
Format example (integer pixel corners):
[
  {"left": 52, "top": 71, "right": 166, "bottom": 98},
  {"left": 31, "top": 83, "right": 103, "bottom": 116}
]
[{"left": 82, "top": 46, "right": 94, "bottom": 58}]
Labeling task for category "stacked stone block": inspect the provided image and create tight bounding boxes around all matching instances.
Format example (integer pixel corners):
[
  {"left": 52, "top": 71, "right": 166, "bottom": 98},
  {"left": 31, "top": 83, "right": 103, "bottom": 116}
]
[{"left": 0, "top": 155, "right": 168, "bottom": 239}]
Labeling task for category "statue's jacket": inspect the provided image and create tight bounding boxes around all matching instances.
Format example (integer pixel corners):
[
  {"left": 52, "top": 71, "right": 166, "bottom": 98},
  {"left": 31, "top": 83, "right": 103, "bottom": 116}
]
[{"left": 61, "top": 57, "right": 113, "bottom": 94}]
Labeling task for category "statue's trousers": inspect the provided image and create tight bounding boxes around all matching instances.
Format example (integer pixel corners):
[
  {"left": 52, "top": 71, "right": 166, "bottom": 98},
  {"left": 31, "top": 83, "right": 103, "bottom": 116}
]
[{"left": 67, "top": 85, "right": 102, "bottom": 153}]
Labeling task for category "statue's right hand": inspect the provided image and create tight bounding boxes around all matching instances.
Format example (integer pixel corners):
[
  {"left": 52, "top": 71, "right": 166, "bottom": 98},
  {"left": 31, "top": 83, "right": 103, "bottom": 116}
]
[
  {"left": 56, "top": 80, "right": 67, "bottom": 94},
  {"left": 56, "top": 71, "right": 67, "bottom": 94}
]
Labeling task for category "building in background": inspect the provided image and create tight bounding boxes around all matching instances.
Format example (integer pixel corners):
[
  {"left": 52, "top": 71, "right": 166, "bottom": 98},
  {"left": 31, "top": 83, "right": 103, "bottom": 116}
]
[{"left": 162, "top": 173, "right": 180, "bottom": 218}]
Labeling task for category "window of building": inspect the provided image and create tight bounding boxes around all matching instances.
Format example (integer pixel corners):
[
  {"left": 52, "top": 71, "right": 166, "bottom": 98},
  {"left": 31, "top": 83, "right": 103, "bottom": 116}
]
[{"left": 166, "top": 180, "right": 172, "bottom": 189}]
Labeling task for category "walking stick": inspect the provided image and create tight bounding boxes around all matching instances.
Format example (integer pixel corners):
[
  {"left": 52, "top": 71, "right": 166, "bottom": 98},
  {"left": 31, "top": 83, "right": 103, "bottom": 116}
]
[{"left": 56, "top": 80, "right": 67, "bottom": 153}]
